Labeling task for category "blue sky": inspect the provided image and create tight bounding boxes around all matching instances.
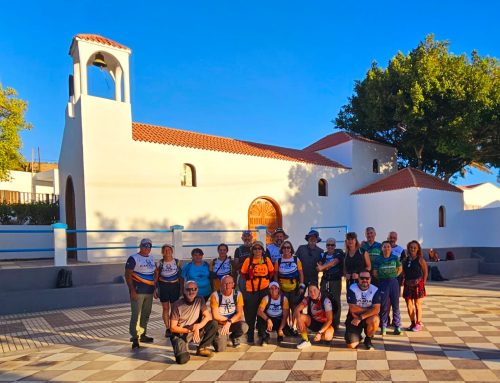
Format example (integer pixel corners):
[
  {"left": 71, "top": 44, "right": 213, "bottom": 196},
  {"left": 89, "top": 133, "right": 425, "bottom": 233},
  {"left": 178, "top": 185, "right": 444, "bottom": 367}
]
[{"left": 0, "top": 1, "right": 498, "bottom": 185}]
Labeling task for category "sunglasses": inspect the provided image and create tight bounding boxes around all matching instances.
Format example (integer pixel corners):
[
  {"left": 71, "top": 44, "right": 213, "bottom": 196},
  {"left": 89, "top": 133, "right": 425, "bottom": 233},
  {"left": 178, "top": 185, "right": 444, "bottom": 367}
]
[
  {"left": 253, "top": 247, "right": 263, "bottom": 251},
  {"left": 326, "top": 244, "right": 336, "bottom": 247},
  {"left": 185, "top": 287, "right": 198, "bottom": 292},
  {"left": 282, "top": 246, "right": 291, "bottom": 249},
  {"left": 359, "top": 276, "right": 370, "bottom": 281},
  {"left": 141, "top": 244, "right": 152, "bottom": 248}
]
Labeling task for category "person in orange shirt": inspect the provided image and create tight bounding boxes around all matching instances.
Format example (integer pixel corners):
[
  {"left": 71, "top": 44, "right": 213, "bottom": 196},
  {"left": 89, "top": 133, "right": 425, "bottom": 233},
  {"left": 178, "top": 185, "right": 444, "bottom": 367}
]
[{"left": 240, "top": 241, "right": 274, "bottom": 344}]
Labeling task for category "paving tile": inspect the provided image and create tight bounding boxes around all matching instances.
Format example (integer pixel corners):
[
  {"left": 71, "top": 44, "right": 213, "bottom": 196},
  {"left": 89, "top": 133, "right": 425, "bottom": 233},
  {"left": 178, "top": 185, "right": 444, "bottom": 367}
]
[
  {"left": 183, "top": 369, "right": 225, "bottom": 382},
  {"left": 287, "top": 370, "right": 323, "bottom": 381},
  {"left": 114, "top": 369, "right": 162, "bottom": 381},
  {"left": 457, "top": 368, "right": 499, "bottom": 381},
  {"left": 321, "top": 369, "right": 356, "bottom": 382},
  {"left": 217, "top": 369, "right": 257, "bottom": 381},
  {"left": 388, "top": 360, "right": 421, "bottom": 369},
  {"left": 450, "top": 359, "right": 488, "bottom": 369},
  {"left": 292, "top": 360, "right": 325, "bottom": 370},
  {"left": 324, "top": 360, "right": 356, "bottom": 370},
  {"left": 49, "top": 369, "right": 99, "bottom": 381},
  {"left": 252, "top": 369, "right": 290, "bottom": 381},
  {"left": 148, "top": 369, "right": 192, "bottom": 381},
  {"left": 261, "top": 360, "right": 295, "bottom": 370},
  {"left": 423, "top": 369, "right": 463, "bottom": 381},
  {"left": 326, "top": 350, "right": 357, "bottom": 360},
  {"left": 419, "top": 359, "right": 455, "bottom": 370},
  {"left": 390, "top": 369, "right": 428, "bottom": 381},
  {"left": 268, "top": 352, "right": 300, "bottom": 360},
  {"left": 229, "top": 360, "right": 265, "bottom": 370},
  {"left": 356, "top": 370, "right": 391, "bottom": 381},
  {"left": 356, "top": 359, "right": 389, "bottom": 370}
]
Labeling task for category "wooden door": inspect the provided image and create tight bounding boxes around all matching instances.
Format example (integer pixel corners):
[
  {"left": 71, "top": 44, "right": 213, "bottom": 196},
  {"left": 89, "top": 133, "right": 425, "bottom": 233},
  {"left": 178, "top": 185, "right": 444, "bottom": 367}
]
[
  {"left": 65, "top": 177, "right": 77, "bottom": 260},
  {"left": 248, "top": 197, "right": 282, "bottom": 244}
]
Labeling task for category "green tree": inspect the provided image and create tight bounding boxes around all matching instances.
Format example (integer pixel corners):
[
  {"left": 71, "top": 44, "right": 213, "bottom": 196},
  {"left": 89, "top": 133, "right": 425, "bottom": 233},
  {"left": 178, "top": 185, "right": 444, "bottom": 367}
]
[
  {"left": 0, "top": 83, "right": 32, "bottom": 180},
  {"left": 336, "top": 35, "right": 500, "bottom": 182}
]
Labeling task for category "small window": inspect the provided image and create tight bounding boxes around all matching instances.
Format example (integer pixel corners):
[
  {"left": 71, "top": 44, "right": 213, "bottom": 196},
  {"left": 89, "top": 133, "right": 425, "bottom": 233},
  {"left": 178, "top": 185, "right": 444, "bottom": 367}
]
[
  {"left": 438, "top": 205, "right": 445, "bottom": 227},
  {"left": 372, "top": 159, "right": 380, "bottom": 173},
  {"left": 181, "top": 163, "right": 197, "bottom": 187},
  {"left": 318, "top": 179, "right": 328, "bottom": 197}
]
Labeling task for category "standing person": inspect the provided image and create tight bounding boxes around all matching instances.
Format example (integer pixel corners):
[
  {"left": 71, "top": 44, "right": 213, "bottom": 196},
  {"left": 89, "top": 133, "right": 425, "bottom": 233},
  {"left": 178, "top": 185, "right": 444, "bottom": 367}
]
[
  {"left": 403, "top": 241, "right": 428, "bottom": 332},
  {"left": 125, "top": 238, "right": 156, "bottom": 349},
  {"left": 274, "top": 240, "right": 305, "bottom": 331},
  {"left": 210, "top": 243, "right": 234, "bottom": 292},
  {"left": 373, "top": 241, "right": 402, "bottom": 336},
  {"left": 154, "top": 244, "right": 181, "bottom": 338},
  {"left": 388, "top": 231, "right": 405, "bottom": 260},
  {"left": 343, "top": 232, "right": 371, "bottom": 288},
  {"left": 265, "top": 228, "right": 289, "bottom": 264},
  {"left": 240, "top": 241, "right": 275, "bottom": 344},
  {"left": 294, "top": 282, "right": 335, "bottom": 349},
  {"left": 361, "top": 227, "right": 382, "bottom": 286},
  {"left": 210, "top": 275, "right": 248, "bottom": 351},
  {"left": 170, "top": 281, "right": 218, "bottom": 364},
  {"left": 345, "top": 270, "right": 381, "bottom": 350},
  {"left": 181, "top": 248, "right": 211, "bottom": 301},
  {"left": 234, "top": 230, "right": 253, "bottom": 292},
  {"left": 257, "top": 281, "right": 291, "bottom": 345},
  {"left": 316, "top": 238, "right": 344, "bottom": 330},
  {"left": 296, "top": 230, "right": 324, "bottom": 286}
]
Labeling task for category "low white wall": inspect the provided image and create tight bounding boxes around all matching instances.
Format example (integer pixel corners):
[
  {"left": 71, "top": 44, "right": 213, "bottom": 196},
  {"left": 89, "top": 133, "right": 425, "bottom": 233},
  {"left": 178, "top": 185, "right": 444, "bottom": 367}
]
[
  {"left": 0, "top": 225, "right": 54, "bottom": 260},
  {"left": 458, "top": 207, "right": 500, "bottom": 248}
]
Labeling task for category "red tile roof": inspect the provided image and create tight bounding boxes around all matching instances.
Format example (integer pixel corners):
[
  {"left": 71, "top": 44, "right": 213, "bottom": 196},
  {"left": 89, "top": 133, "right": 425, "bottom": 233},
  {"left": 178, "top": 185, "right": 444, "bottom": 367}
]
[
  {"left": 304, "top": 131, "right": 394, "bottom": 152},
  {"left": 351, "top": 168, "right": 463, "bottom": 195},
  {"left": 132, "top": 122, "right": 348, "bottom": 168},
  {"left": 457, "top": 183, "right": 485, "bottom": 190},
  {"left": 70, "top": 34, "right": 130, "bottom": 53}
]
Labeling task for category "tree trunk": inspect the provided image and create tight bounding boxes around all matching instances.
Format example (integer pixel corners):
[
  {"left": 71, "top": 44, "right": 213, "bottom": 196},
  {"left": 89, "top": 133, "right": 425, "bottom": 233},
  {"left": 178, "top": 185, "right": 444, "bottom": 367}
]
[{"left": 414, "top": 146, "right": 424, "bottom": 169}]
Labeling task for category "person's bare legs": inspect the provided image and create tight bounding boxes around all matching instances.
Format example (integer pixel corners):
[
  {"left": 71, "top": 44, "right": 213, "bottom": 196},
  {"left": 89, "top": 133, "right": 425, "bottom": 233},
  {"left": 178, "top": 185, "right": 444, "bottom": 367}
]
[
  {"left": 415, "top": 298, "right": 424, "bottom": 324},
  {"left": 162, "top": 302, "right": 170, "bottom": 329}
]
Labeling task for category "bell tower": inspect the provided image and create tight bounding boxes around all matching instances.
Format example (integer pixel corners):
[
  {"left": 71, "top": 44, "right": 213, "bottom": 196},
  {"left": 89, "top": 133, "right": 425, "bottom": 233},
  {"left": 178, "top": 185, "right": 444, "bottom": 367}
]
[{"left": 59, "top": 34, "right": 133, "bottom": 262}]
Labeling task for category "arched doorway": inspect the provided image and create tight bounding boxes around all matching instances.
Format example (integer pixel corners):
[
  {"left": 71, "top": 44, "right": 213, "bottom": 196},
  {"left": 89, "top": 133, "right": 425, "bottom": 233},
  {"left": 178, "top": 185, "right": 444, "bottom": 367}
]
[
  {"left": 248, "top": 197, "right": 282, "bottom": 244},
  {"left": 65, "top": 176, "right": 77, "bottom": 260}
]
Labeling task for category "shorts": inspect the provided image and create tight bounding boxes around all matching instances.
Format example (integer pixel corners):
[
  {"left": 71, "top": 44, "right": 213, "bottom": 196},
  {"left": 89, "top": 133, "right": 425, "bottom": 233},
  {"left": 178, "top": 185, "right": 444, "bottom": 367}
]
[
  {"left": 309, "top": 318, "right": 326, "bottom": 332},
  {"left": 344, "top": 316, "right": 367, "bottom": 344},
  {"left": 158, "top": 281, "right": 181, "bottom": 303}
]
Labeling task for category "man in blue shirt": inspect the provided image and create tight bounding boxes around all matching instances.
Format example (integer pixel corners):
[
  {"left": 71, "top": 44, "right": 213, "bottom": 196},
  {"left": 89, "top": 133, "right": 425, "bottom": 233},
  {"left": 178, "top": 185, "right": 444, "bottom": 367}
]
[{"left": 125, "top": 238, "right": 156, "bottom": 349}]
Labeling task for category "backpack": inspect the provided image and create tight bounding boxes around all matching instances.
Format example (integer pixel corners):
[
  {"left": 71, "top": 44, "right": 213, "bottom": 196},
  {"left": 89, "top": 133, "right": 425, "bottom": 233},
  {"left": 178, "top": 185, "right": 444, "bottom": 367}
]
[
  {"left": 56, "top": 268, "right": 73, "bottom": 288},
  {"left": 211, "top": 256, "right": 232, "bottom": 279},
  {"left": 307, "top": 291, "right": 338, "bottom": 317},
  {"left": 277, "top": 256, "right": 299, "bottom": 284},
  {"left": 245, "top": 254, "right": 272, "bottom": 292},
  {"left": 216, "top": 290, "right": 239, "bottom": 318},
  {"left": 264, "top": 293, "right": 285, "bottom": 316}
]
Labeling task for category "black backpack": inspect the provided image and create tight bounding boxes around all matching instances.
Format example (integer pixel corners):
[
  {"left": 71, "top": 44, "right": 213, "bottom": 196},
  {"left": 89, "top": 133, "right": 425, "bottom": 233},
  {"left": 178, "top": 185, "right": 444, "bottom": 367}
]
[
  {"left": 264, "top": 293, "right": 285, "bottom": 315},
  {"left": 56, "top": 268, "right": 73, "bottom": 288}
]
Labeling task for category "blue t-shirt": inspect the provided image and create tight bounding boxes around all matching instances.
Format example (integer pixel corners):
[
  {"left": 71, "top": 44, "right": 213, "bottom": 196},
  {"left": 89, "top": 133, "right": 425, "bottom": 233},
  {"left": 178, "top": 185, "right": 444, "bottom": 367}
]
[
  {"left": 321, "top": 250, "right": 344, "bottom": 280},
  {"left": 181, "top": 261, "right": 211, "bottom": 297}
]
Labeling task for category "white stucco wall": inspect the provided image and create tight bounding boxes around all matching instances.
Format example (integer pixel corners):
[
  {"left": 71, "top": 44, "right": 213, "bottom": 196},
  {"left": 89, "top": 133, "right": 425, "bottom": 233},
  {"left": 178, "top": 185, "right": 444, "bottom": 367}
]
[
  {"left": 0, "top": 225, "right": 54, "bottom": 260},
  {"left": 462, "top": 183, "right": 500, "bottom": 210},
  {"left": 350, "top": 188, "right": 419, "bottom": 246},
  {"left": 416, "top": 189, "right": 464, "bottom": 248},
  {"left": 0, "top": 171, "right": 33, "bottom": 193},
  {"left": 456, "top": 207, "right": 500, "bottom": 248},
  {"left": 317, "top": 141, "right": 353, "bottom": 168}
]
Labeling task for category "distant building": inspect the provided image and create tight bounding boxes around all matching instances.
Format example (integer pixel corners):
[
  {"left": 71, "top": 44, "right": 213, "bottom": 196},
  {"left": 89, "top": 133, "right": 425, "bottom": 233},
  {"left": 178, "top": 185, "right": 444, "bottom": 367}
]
[
  {"left": 458, "top": 183, "right": 500, "bottom": 210},
  {"left": 0, "top": 167, "right": 59, "bottom": 204}
]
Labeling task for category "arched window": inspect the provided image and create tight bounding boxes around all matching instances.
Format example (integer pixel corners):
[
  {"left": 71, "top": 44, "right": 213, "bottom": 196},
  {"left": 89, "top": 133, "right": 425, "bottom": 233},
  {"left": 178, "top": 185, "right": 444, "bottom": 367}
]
[
  {"left": 181, "top": 163, "right": 196, "bottom": 187},
  {"left": 318, "top": 178, "right": 328, "bottom": 197},
  {"left": 438, "top": 205, "right": 446, "bottom": 227},
  {"left": 373, "top": 159, "right": 380, "bottom": 173}
]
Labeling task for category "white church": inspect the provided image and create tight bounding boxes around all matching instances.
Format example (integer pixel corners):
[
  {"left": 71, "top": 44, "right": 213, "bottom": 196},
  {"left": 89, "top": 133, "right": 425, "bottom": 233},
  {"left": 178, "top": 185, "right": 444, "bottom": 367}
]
[{"left": 58, "top": 34, "right": 499, "bottom": 265}]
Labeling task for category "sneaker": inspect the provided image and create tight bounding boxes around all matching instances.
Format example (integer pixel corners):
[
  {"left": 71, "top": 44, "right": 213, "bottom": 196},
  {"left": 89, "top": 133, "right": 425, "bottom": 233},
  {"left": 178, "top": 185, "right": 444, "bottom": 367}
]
[
  {"left": 406, "top": 323, "right": 416, "bottom": 331},
  {"left": 381, "top": 327, "right": 387, "bottom": 336},
  {"left": 165, "top": 329, "right": 172, "bottom": 338},
  {"left": 297, "top": 340, "right": 311, "bottom": 349},
  {"left": 131, "top": 338, "right": 140, "bottom": 349},
  {"left": 363, "top": 337, "right": 374, "bottom": 350},
  {"left": 231, "top": 337, "right": 241, "bottom": 348},
  {"left": 412, "top": 323, "right": 423, "bottom": 332},
  {"left": 394, "top": 327, "right": 402, "bottom": 335},
  {"left": 140, "top": 335, "right": 154, "bottom": 343},
  {"left": 196, "top": 347, "right": 213, "bottom": 357},
  {"left": 247, "top": 333, "right": 255, "bottom": 344},
  {"left": 277, "top": 335, "right": 284, "bottom": 343}
]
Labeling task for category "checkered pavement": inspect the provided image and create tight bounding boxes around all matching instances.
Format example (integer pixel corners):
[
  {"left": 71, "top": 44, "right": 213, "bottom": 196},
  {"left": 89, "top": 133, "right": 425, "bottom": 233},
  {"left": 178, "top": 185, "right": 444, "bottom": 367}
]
[{"left": 1, "top": 275, "right": 499, "bottom": 382}]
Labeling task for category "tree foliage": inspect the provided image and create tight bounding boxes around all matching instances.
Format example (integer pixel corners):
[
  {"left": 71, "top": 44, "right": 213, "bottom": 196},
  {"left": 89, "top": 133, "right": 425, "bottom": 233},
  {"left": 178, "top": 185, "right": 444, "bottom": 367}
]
[
  {"left": 336, "top": 35, "right": 500, "bottom": 182},
  {"left": 0, "top": 84, "right": 32, "bottom": 180}
]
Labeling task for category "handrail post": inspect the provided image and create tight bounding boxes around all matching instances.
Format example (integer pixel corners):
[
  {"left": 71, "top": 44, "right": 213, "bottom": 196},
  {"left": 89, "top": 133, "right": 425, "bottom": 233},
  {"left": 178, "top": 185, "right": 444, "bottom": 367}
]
[
  {"left": 170, "top": 225, "right": 185, "bottom": 260},
  {"left": 52, "top": 223, "right": 68, "bottom": 266},
  {"left": 255, "top": 225, "right": 267, "bottom": 247}
]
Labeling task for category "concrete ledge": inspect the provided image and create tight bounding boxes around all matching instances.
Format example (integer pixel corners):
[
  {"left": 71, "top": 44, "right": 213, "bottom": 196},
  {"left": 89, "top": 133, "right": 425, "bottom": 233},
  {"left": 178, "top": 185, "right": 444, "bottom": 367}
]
[
  {"left": 427, "top": 258, "right": 479, "bottom": 279},
  {"left": 479, "top": 262, "right": 500, "bottom": 275},
  {"left": 0, "top": 283, "right": 129, "bottom": 315}
]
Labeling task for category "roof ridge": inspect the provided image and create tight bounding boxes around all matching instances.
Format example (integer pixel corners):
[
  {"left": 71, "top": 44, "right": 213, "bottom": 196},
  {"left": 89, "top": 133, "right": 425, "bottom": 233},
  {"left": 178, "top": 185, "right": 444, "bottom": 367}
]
[{"left": 408, "top": 168, "right": 418, "bottom": 187}]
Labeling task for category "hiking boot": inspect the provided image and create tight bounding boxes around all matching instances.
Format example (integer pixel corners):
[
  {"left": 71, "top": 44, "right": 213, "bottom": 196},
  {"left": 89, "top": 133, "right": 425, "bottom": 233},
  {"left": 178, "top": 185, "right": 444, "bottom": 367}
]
[
  {"left": 381, "top": 327, "right": 387, "bottom": 336},
  {"left": 259, "top": 334, "right": 270, "bottom": 346},
  {"left": 363, "top": 337, "right": 374, "bottom": 350},
  {"left": 247, "top": 333, "right": 255, "bottom": 344},
  {"left": 140, "top": 335, "right": 154, "bottom": 343},
  {"left": 165, "top": 329, "right": 172, "bottom": 338},
  {"left": 406, "top": 323, "right": 416, "bottom": 331},
  {"left": 277, "top": 335, "right": 284, "bottom": 343},
  {"left": 196, "top": 347, "right": 213, "bottom": 357},
  {"left": 297, "top": 340, "right": 311, "bottom": 349},
  {"left": 231, "top": 337, "right": 241, "bottom": 348},
  {"left": 131, "top": 338, "right": 140, "bottom": 349},
  {"left": 394, "top": 327, "right": 402, "bottom": 335}
]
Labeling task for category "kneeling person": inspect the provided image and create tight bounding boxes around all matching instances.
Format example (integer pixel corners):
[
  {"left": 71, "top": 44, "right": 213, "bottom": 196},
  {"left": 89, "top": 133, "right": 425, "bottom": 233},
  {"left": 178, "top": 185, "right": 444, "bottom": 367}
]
[
  {"left": 294, "top": 282, "right": 335, "bottom": 349},
  {"left": 170, "top": 281, "right": 218, "bottom": 364},
  {"left": 345, "top": 270, "right": 381, "bottom": 350},
  {"left": 210, "top": 275, "right": 248, "bottom": 351},
  {"left": 256, "top": 281, "right": 291, "bottom": 345}
]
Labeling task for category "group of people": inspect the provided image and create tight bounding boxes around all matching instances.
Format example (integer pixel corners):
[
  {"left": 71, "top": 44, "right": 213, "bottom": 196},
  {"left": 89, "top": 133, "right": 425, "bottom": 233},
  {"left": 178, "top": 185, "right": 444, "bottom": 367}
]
[{"left": 124, "top": 227, "right": 428, "bottom": 363}]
